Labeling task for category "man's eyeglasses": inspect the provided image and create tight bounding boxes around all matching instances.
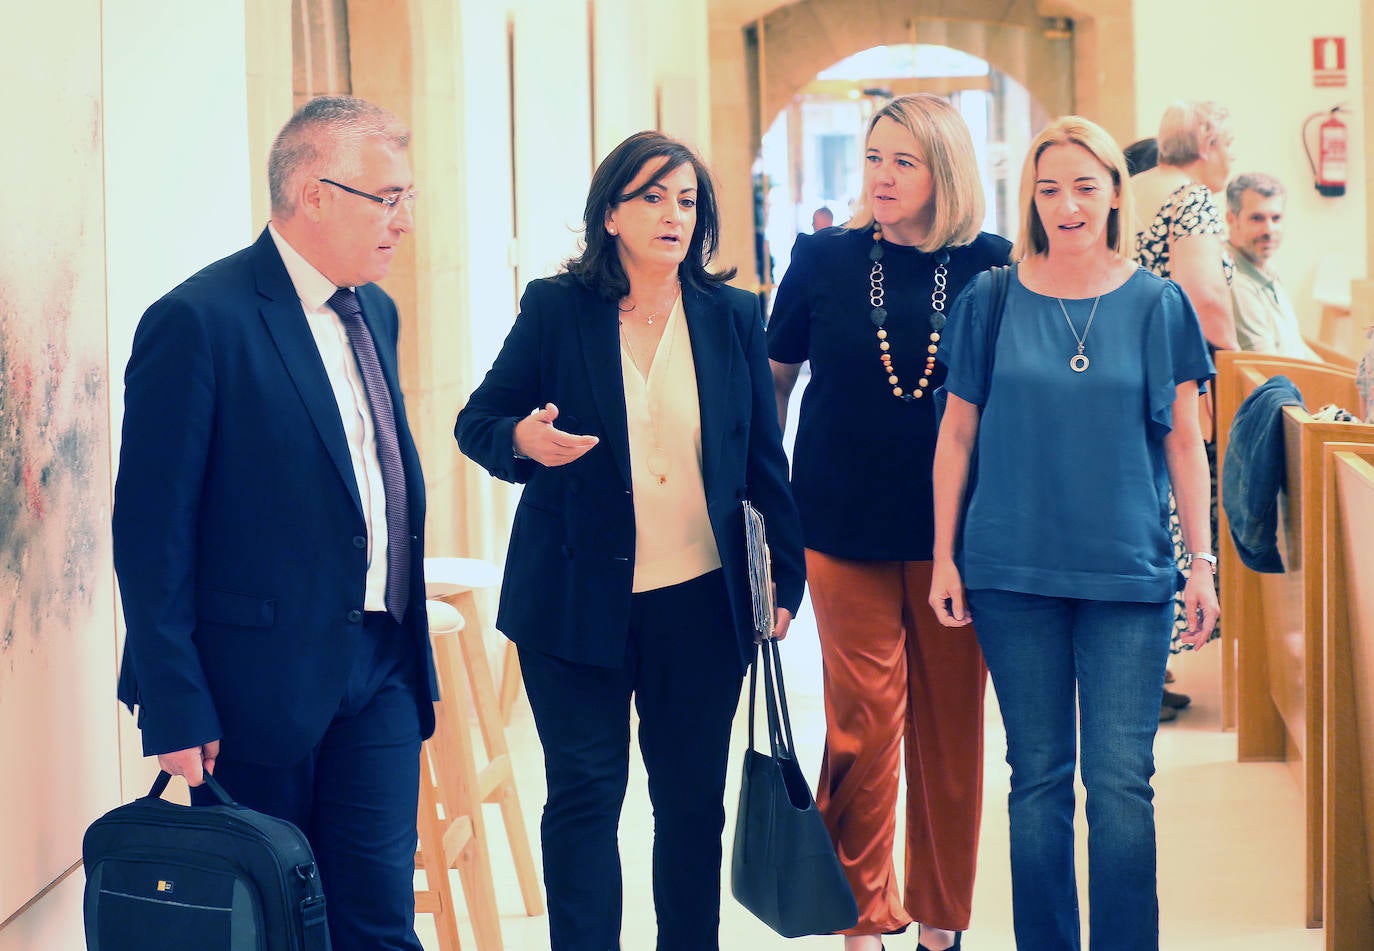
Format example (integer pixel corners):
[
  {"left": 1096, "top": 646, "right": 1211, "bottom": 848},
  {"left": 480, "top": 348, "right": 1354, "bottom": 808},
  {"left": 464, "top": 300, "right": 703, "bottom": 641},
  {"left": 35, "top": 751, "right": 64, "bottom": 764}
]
[{"left": 319, "top": 178, "right": 417, "bottom": 217}]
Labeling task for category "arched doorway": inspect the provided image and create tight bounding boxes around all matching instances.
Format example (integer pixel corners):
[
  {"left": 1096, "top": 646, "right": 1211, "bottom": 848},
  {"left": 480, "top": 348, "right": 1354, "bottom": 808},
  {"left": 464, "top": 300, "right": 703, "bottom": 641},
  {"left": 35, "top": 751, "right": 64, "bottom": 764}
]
[
  {"left": 708, "top": 0, "right": 1138, "bottom": 285},
  {"left": 755, "top": 42, "right": 1042, "bottom": 293}
]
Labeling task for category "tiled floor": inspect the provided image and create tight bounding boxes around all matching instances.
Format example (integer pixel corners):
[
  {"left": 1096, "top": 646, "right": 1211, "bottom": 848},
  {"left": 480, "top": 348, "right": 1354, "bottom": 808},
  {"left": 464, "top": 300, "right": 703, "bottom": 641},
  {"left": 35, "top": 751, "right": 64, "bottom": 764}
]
[{"left": 415, "top": 613, "right": 1324, "bottom": 950}]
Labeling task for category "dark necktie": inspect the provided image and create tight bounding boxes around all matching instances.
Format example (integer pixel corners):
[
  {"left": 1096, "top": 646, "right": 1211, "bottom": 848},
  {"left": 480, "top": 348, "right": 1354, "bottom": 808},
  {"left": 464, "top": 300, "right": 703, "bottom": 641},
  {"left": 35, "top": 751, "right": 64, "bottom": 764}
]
[{"left": 329, "top": 287, "right": 411, "bottom": 623}]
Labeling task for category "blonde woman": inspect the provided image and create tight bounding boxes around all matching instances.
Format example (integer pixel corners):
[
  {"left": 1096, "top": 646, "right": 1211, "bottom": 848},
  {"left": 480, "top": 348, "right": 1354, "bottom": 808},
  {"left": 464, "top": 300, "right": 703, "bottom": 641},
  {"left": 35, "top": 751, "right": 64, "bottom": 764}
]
[
  {"left": 770, "top": 94, "right": 1011, "bottom": 951},
  {"left": 930, "top": 117, "right": 1218, "bottom": 950}
]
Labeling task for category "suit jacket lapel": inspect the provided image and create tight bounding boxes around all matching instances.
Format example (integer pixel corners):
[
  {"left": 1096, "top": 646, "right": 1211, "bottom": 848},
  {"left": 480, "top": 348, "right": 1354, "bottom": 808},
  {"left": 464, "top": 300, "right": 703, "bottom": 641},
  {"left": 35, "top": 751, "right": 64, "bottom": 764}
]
[
  {"left": 684, "top": 285, "right": 733, "bottom": 497},
  {"left": 250, "top": 229, "right": 364, "bottom": 515},
  {"left": 577, "top": 286, "right": 633, "bottom": 490}
]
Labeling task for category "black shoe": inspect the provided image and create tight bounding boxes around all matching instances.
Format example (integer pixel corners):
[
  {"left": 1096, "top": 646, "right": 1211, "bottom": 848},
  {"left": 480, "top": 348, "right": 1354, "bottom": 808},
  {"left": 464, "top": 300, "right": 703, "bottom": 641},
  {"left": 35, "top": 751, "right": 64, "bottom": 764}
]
[
  {"left": 1162, "top": 688, "right": 1191, "bottom": 709},
  {"left": 1159, "top": 703, "right": 1179, "bottom": 722}
]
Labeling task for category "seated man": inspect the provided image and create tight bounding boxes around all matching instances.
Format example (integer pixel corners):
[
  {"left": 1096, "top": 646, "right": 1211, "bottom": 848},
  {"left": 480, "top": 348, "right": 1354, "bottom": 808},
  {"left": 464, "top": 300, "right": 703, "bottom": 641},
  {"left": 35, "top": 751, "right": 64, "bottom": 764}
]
[{"left": 1226, "top": 172, "right": 1319, "bottom": 360}]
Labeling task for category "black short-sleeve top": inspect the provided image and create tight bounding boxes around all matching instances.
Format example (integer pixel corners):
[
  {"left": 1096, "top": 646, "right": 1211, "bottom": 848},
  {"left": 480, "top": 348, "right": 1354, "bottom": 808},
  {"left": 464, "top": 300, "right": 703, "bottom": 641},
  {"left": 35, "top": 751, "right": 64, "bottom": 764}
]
[{"left": 768, "top": 226, "right": 1012, "bottom": 560}]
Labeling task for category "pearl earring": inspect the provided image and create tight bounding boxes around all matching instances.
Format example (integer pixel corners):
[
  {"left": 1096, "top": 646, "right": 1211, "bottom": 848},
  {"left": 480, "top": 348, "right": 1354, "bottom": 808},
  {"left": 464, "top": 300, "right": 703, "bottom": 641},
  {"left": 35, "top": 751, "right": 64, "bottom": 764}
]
[{"left": 608, "top": 227, "right": 617, "bottom": 236}]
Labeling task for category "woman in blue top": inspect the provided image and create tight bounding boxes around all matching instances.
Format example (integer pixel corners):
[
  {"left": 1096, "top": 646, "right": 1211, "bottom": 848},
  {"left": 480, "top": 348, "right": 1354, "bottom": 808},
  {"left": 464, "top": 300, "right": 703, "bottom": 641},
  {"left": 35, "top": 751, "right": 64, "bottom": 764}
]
[{"left": 929, "top": 117, "right": 1219, "bottom": 951}]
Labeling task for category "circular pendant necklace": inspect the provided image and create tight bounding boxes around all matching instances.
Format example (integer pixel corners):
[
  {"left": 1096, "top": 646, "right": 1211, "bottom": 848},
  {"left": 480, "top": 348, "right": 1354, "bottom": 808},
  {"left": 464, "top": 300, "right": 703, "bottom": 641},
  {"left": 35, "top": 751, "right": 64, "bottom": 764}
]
[
  {"left": 868, "top": 226, "right": 947, "bottom": 400},
  {"left": 1056, "top": 294, "right": 1101, "bottom": 373}
]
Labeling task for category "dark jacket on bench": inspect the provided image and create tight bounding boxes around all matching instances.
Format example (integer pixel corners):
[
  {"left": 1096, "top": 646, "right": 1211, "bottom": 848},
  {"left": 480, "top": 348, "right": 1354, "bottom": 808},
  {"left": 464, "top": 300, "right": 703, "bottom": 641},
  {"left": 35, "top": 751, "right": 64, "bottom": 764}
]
[{"left": 1222, "top": 375, "right": 1304, "bottom": 572}]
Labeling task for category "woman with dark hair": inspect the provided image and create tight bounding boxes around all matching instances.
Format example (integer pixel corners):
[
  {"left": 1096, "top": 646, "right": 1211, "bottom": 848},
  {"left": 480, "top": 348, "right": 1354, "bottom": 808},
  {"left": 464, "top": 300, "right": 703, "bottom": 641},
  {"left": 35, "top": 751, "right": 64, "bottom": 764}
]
[
  {"left": 455, "top": 130, "right": 804, "bottom": 951},
  {"left": 769, "top": 94, "right": 1010, "bottom": 951}
]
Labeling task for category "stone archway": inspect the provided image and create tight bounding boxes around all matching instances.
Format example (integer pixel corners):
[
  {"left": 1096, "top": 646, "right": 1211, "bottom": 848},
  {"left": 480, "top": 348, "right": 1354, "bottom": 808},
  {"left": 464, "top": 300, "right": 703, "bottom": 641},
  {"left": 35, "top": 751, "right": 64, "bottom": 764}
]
[
  {"left": 748, "top": 0, "right": 1074, "bottom": 148},
  {"left": 708, "top": 0, "right": 1137, "bottom": 284}
]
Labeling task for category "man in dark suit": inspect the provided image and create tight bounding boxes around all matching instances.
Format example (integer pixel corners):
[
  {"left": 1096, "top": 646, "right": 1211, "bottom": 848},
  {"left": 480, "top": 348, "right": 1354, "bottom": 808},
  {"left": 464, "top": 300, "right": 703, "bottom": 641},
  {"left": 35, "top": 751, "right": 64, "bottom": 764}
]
[{"left": 113, "top": 96, "right": 436, "bottom": 951}]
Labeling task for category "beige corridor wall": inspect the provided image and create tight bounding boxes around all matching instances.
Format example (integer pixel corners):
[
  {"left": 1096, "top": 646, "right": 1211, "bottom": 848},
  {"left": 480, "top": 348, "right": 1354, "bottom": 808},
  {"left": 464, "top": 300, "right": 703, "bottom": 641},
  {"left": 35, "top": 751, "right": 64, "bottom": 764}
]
[
  {"left": 0, "top": 0, "right": 119, "bottom": 939},
  {"left": 448, "top": 0, "right": 717, "bottom": 576},
  {"left": 0, "top": 2, "right": 255, "bottom": 949}
]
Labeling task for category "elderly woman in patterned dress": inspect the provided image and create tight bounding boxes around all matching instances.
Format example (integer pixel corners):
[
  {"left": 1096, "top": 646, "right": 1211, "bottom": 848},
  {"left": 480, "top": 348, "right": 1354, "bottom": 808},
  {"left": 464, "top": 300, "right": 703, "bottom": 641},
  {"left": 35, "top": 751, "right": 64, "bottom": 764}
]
[{"left": 1130, "top": 101, "right": 1235, "bottom": 680}]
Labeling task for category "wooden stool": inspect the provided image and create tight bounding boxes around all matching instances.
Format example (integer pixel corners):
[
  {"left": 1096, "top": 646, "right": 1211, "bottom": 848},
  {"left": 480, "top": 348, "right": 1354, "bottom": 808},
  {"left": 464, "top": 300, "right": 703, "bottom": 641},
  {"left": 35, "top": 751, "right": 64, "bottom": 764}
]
[
  {"left": 423, "top": 557, "right": 525, "bottom": 724},
  {"left": 415, "top": 599, "right": 473, "bottom": 951},
  {"left": 424, "top": 558, "right": 546, "bottom": 934}
]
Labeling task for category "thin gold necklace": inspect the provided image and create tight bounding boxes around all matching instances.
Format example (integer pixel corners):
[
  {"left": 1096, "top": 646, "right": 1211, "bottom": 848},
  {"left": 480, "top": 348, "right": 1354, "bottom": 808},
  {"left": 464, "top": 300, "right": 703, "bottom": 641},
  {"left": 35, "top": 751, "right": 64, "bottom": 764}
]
[{"left": 620, "top": 282, "right": 680, "bottom": 326}]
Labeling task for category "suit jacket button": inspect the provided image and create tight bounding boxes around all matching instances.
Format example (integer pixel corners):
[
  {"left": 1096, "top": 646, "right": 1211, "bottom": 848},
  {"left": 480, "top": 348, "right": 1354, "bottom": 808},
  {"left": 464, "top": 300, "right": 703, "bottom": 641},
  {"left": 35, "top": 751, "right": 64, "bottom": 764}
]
[
  {"left": 347, "top": 609, "right": 363, "bottom": 624},
  {"left": 352, "top": 535, "right": 367, "bottom": 549}
]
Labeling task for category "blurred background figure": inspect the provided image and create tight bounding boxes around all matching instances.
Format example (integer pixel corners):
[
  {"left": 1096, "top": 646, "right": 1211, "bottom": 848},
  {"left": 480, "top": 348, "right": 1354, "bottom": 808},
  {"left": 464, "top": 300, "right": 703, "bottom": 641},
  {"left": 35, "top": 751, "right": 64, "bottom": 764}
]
[
  {"left": 1225, "top": 172, "right": 1319, "bottom": 360},
  {"left": 1131, "top": 100, "right": 1235, "bottom": 692}
]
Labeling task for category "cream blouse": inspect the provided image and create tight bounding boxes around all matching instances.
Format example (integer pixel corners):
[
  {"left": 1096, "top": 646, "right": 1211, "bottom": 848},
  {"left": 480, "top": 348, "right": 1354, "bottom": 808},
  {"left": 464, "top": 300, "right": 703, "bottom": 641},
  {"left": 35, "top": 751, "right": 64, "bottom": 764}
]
[{"left": 619, "top": 297, "right": 722, "bottom": 592}]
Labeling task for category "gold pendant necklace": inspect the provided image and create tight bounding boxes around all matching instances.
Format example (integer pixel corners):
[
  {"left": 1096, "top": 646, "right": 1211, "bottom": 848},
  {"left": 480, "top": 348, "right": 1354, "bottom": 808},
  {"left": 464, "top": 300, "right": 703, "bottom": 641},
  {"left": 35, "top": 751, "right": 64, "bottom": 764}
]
[{"left": 621, "top": 283, "right": 680, "bottom": 327}]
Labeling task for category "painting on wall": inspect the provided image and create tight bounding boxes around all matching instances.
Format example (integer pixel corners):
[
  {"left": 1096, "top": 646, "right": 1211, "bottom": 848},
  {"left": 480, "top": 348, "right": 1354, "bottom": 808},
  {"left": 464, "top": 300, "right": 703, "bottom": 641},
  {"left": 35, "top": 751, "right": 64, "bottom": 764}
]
[{"left": 0, "top": 4, "right": 121, "bottom": 925}]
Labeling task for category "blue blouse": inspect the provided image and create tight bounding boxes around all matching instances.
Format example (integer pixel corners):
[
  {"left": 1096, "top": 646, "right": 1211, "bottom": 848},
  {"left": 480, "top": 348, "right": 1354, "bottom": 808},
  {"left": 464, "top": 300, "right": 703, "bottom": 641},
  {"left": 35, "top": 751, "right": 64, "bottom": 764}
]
[{"left": 941, "top": 266, "right": 1214, "bottom": 603}]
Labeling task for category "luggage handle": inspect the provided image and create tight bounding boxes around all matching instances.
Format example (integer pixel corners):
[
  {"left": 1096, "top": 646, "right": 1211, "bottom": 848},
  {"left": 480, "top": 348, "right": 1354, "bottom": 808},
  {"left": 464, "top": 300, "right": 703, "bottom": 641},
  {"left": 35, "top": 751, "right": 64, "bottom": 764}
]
[{"left": 148, "top": 769, "right": 238, "bottom": 807}]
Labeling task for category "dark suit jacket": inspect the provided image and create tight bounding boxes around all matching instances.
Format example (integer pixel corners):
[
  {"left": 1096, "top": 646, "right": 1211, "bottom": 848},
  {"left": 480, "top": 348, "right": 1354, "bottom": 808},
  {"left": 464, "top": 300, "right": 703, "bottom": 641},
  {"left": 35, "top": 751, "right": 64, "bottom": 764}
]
[
  {"left": 113, "top": 228, "right": 438, "bottom": 769},
  {"left": 455, "top": 273, "right": 805, "bottom": 674}
]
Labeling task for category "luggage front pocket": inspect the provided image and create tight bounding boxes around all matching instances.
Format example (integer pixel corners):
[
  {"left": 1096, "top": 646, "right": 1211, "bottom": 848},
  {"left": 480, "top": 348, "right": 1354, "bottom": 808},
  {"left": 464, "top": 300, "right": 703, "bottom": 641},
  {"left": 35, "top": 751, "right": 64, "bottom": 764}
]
[{"left": 86, "top": 856, "right": 265, "bottom": 951}]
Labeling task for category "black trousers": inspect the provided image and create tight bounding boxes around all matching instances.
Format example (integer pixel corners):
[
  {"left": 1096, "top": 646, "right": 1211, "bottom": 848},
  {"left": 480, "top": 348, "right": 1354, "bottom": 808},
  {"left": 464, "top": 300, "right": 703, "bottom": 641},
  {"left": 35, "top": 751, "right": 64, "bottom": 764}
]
[
  {"left": 193, "top": 612, "right": 426, "bottom": 951},
  {"left": 518, "top": 569, "right": 745, "bottom": 951}
]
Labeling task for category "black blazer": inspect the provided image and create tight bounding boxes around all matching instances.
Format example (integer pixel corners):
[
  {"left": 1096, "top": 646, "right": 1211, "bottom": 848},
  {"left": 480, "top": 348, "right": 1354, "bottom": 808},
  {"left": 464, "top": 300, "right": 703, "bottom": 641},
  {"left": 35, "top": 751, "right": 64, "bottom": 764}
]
[
  {"left": 113, "top": 228, "right": 438, "bottom": 768},
  {"left": 456, "top": 274, "right": 804, "bottom": 673}
]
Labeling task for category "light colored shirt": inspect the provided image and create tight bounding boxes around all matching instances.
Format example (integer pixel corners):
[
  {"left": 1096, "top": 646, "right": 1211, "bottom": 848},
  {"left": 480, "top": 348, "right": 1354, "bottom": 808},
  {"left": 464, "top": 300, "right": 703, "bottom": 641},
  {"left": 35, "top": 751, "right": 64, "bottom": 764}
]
[
  {"left": 268, "top": 223, "right": 392, "bottom": 612},
  {"left": 619, "top": 297, "right": 721, "bottom": 592},
  {"left": 1229, "top": 246, "right": 1320, "bottom": 361}
]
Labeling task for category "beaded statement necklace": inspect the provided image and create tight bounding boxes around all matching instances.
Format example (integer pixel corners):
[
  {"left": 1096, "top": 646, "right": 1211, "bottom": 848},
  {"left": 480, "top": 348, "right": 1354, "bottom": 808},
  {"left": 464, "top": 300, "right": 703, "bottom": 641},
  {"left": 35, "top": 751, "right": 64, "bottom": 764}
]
[{"left": 868, "top": 226, "right": 948, "bottom": 400}]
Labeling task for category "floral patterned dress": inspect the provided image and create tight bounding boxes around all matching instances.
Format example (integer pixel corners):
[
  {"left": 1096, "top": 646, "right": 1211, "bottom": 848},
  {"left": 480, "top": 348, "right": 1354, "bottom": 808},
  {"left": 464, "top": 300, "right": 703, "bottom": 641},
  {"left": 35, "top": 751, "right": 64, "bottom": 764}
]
[
  {"left": 1358, "top": 325, "right": 1374, "bottom": 423},
  {"left": 1135, "top": 183, "right": 1231, "bottom": 652}
]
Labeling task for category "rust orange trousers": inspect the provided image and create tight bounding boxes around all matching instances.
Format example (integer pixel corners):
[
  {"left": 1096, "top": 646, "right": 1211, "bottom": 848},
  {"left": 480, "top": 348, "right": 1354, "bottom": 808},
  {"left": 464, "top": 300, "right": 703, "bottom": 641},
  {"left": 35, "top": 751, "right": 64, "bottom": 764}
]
[{"left": 807, "top": 551, "right": 988, "bottom": 935}]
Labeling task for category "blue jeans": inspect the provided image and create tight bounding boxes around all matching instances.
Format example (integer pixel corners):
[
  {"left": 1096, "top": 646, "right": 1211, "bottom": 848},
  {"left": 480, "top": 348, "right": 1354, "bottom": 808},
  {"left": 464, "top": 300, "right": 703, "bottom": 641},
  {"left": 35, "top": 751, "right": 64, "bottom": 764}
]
[{"left": 967, "top": 590, "right": 1171, "bottom": 951}]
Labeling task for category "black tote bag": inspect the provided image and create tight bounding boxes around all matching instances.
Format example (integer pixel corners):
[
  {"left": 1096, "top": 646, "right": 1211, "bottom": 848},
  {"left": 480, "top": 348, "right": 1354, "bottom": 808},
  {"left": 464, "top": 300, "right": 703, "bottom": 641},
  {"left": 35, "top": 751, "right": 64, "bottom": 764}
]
[{"left": 730, "top": 636, "right": 858, "bottom": 938}]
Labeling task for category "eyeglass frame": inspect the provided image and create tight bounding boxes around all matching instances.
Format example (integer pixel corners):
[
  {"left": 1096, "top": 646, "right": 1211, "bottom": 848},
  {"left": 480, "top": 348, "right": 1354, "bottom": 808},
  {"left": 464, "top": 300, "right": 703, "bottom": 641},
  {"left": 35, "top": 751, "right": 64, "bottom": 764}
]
[{"left": 318, "top": 177, "right": 417, "bottom": 216}]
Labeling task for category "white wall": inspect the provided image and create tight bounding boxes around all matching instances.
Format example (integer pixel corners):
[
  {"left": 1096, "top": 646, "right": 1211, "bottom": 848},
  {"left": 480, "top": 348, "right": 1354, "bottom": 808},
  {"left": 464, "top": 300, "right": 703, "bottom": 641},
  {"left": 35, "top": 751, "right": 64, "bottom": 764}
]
[
  {"left": 453, "top": 0, "right": 717, "bottom": 571},
  {"left": 1133, "top": 0, "right": 1366, "bottom": 343},
  {"left": 103, "top": 0, "right": 255, "bottom": 792},
  {"left": 0, "top": 4, "right": 253, "bottom": 949}
]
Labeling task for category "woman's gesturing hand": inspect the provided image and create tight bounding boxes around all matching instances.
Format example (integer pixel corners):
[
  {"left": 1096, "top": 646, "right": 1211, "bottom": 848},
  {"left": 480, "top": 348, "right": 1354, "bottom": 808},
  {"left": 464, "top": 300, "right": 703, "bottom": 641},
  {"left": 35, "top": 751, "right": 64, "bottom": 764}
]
[
  {"left": 513, "top": 403, "right": 599, "bottom": 467},
  {"left": 929, "top": 559, "right": 972, "bottom": 627}
]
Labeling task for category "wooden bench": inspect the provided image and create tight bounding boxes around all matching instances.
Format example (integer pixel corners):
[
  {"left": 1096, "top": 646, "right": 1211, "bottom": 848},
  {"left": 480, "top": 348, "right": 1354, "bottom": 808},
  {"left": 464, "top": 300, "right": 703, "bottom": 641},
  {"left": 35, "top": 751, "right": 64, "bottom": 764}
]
[
  {"left": 1304, "top": 336, "right": 1359, "bottom": 370},
  {"left": 1322, "top": 445, "right": 1374, "bottom": 950},
  {"left": 1215, "top": 353, "right": 1362, "bottom": 733},
  {"left": 1214, "top": 352, "right": 1374, "bottom": 927}
]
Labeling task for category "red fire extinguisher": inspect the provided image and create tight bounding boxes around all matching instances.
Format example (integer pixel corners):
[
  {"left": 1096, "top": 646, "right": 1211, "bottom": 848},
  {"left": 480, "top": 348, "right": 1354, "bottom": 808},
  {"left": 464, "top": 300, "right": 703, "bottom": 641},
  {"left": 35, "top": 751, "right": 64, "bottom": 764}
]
[{"left": 1303, "top": 106, "right": 1349, "bottom": 197}]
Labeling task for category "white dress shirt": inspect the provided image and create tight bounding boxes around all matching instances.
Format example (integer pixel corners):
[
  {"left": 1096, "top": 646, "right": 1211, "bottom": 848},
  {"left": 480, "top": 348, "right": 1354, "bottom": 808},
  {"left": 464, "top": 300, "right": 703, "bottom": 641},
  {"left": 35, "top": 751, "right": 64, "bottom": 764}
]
[{"left": 269, "top": 224, "right": 392, "bottom": 612}]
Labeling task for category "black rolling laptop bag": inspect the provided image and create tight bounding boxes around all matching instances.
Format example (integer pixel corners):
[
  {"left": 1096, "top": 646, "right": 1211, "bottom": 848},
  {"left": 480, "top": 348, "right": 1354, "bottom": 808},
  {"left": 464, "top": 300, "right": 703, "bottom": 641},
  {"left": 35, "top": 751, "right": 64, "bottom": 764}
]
[{"left": 82, "top": 771, "right": 330, "bottom": 951}]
